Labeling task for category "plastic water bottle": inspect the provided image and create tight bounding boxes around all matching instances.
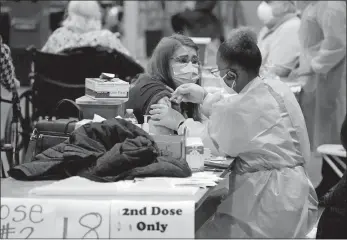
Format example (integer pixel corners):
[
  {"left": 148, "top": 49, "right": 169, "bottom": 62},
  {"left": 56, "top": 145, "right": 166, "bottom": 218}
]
[{"left": 124, "top": 109, "right": 138, "bottom": 125}]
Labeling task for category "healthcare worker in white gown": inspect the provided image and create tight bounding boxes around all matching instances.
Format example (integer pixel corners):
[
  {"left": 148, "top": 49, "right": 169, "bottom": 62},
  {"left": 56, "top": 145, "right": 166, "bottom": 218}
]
[
  {"left": 290, "top": 1, "right": 346, "bottom": 152},
  {"left": 257, "top": 1, "right": 301, "bottom": 78},
  {"left": 152, "top": 27, "right": 318, "bottom": 238}
]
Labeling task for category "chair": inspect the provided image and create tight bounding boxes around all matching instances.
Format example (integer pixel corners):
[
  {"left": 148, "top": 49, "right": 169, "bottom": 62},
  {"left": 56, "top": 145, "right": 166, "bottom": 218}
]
[
  {"left": 29, "top": 46, "right": 144, "bottom": 118},
  {"left": 310, "top": 144, "right": 347, "bottom": 238},
  {"left": 317, "top": 144, "right": 346, "bottom": 178}
]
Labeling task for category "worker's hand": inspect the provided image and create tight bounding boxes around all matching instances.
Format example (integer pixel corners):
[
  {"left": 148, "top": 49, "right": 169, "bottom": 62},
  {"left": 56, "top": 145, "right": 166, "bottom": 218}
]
[
  {"left": 170, "top": 83, "right": 206, "bottom": 104},
  {"left": 149, "top": 104, "right": 185, "bottom": 131}
]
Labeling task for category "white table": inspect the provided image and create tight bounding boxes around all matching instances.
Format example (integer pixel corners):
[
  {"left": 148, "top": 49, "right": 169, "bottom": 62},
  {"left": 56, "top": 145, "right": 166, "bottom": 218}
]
[{"left": 1, "top": 169, "right": 230, "bottom": 232}]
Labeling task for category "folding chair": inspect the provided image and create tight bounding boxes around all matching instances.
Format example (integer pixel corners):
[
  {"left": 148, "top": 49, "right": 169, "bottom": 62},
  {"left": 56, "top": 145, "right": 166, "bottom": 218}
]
[
  {"left": 307, "top": 144, "right": 347, "bottom": 238},
  {"left": 317, "top": 144, "right": 347, "bottom": 178}
]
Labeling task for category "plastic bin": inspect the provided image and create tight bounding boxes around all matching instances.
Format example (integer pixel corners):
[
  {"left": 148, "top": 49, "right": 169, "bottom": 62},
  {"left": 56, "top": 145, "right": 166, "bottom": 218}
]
[{"left": 76, "top": 95, "right": 126, "bottom": 120}]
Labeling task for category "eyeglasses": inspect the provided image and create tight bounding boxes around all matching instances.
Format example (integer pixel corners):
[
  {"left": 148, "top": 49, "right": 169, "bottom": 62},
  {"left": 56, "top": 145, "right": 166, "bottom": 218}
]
[
  {"left": 172, "top": 55, "right": 200, "bottom": 65},
  {"left": 210, "top": 68, "right": 230, "bottom": 77}
]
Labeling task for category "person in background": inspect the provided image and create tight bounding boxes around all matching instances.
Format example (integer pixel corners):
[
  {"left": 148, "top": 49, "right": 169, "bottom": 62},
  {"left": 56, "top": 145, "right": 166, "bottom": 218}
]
[
  {"left": 291, "top": 1, "right": 346, "bottom": 198},
  {"left": 104, "top": 5, "right": 123, "bottom": 37},
  {"left": 257, "top": 1, "right": 301, "bottom": 78},
  {"left": 42, "top": 1, "right": 130, "bottom": 56},
  {"left": 126, "top": 34, "right": 204, "bottom": 135},
  {"left": 316, "top": 114, "right": 347, "bottom": 239},
  {"left": 0, "top": 38, "right": 20, "bottom": 93},
  {"left": 171, "top": 1, "right": 224, "bottom": 67},
  {"left": 166, "top": 27, "right": 318, "bottom": 238}
]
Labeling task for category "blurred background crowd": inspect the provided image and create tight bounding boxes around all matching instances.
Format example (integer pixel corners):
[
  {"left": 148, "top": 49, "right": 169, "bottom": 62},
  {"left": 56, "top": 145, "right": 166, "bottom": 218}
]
[{"left": 0, "top": 0, "right": 260, "bottom": 85}]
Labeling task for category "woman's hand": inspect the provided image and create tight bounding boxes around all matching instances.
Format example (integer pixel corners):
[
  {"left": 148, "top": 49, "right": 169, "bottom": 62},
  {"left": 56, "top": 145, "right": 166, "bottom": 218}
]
[{"left": 149, "top": 104, "right": 185, "bottom": 131}]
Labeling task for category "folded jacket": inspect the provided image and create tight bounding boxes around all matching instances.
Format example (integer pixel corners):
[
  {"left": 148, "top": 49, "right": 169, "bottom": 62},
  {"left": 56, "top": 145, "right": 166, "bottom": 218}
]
[{"left": 8, "top": 118, "right": 191, "bottom": 182}]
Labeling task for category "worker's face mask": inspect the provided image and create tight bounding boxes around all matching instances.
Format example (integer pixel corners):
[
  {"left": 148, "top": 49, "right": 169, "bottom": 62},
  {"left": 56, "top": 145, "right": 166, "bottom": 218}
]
[
  {"left": 257, "top": 1, "right": 274, "bottom": 24},
  {"left": 172, "top": 62, "right": 199, "bottom": 86},
  {"left": 220, "top": 73, "right": 237, "bottom": 94}
]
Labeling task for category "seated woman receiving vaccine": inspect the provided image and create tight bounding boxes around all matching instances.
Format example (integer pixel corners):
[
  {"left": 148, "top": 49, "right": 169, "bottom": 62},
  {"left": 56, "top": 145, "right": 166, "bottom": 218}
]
[{"left": 126, "top": 34, "right": 205, "bottom": 135}]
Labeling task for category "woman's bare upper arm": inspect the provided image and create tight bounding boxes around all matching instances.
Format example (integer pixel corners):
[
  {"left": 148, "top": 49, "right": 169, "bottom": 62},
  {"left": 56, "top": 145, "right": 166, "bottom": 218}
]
[{"left": 156, "top": 97, "right": 172, "bottom": 107}]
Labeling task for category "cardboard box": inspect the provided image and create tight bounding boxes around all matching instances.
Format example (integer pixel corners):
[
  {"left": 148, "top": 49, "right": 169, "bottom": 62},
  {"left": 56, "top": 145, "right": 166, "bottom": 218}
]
[
  {"left": 152, "top": 135, "right": 186, "bottom": 160},
  {"left": 85, "top": 78, "right": 129, "bottom": 100},
  {"left": 76, "top": 95, "right": 126, "bottom": 119}
]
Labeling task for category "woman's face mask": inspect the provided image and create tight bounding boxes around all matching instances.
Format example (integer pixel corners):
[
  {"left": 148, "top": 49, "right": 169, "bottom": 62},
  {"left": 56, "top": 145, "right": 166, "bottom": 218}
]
[
  {"left": 172, "top": 61, "right": 199, "bottom": 86},
  {"left": 257, "top": 1, "right": 274, "bottom": 24}
]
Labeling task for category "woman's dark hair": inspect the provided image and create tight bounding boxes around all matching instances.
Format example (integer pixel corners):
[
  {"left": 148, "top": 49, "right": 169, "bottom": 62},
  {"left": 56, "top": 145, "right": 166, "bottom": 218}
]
[
  {"left": 147, "top": 33, "right": 202, "bottom": 121},
  {"left": 147, "top": 34, "right": 199, "bottom": 88},
  {"left": 218, "top": 27, "right": 262, "bottom": 75}
]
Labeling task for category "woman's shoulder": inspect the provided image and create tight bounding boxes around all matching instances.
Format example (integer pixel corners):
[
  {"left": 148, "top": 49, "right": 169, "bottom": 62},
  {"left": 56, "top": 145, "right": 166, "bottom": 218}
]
[
  {"left": 130, "top": 74, "right": 171, "bottom": 99},
  {"left": 129, "top": 74, "right": 172, "bottom": 113},
  {"left": 85, "top": 29, "right": 115, "bottom": 37},
  {"left": 130, "top": 73, "right": 153, "bottom": 89},
  {"left": 86, "top": 29, "right": 130, "bottom": 55},
  {"left": 50, "top": 27, "right": 72, "bottom": 37}
]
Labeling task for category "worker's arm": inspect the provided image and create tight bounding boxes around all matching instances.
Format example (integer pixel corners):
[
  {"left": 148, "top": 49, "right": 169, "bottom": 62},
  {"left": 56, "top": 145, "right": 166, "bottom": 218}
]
[{"left": 266, "top": 18, "right": 301, "bottom": 78}]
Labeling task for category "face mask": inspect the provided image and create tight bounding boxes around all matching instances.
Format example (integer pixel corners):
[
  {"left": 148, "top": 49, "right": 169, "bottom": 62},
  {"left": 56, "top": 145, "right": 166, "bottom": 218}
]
[
  {"left": 172, "top": 62, "right": 199, "bottom": 86},
  {"left": 220, "top": 74, "right": 237, "bottom": 94},
  {"left": 257, "top": 1, "right": 274, "bottom": 24}
]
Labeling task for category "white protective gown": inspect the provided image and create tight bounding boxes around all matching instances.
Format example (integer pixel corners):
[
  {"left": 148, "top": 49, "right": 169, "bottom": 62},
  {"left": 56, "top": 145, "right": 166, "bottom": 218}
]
[
  {"left": 194, "top": 76, "right": 318, "bottom": 238},
  {"left": 258, "top": 14, "right": 301, "bottom": 77},
  {"left": 295, "top": 1, "right": 346, "bottom": 151}
]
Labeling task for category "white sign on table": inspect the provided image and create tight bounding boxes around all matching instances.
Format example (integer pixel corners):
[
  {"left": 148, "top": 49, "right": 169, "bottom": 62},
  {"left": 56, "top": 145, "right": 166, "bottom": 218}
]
[
  {"left": 110, "top": 200, "right": 195, "bottom": 239},
  {"left": 0, "top": 198, "right": 56, "bottom": 239},
  {"left": 1, "top": 198, "right": 195, "bottom": 239},
  {"left": 54, "top": 199, "right": 111, "bottom": 239}
]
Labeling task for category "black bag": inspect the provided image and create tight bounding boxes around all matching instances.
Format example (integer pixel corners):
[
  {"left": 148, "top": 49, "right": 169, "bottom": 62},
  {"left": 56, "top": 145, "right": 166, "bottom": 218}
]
[{"left": 24, "top": 99, "right": 83, "bottom": 163}]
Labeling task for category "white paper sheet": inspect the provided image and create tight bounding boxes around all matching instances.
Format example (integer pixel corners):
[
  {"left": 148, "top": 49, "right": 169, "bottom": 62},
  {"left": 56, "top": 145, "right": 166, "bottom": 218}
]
[
  {"left": 54, "top": 199, "right": 111, "bottom": 239},
  {"left": 0, "top": 198, "right": 57, "bottom": 239},
  {"left": 92, "top": 114, "right": 106, "bottom": 122},
  {"left": 28, "top": 176, "right": 199, "bottom": 197}
]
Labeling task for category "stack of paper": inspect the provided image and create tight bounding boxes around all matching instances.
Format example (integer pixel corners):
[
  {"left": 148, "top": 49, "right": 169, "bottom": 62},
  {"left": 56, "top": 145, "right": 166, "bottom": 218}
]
[
  {"left": 135, "top": 172, "right": 223, "bottom": 189},
  {"left": 28, "top": 176, "right": 199, "bottom": 197}
]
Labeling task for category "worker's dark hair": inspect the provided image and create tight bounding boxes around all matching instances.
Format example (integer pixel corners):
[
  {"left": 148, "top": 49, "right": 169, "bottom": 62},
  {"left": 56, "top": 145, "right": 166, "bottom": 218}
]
[
  {"left": 218, "top": 27, "right": 262, "bottom": 75},
  {"left": 341, "top": 115, "right": 347, "bottom": 151}
]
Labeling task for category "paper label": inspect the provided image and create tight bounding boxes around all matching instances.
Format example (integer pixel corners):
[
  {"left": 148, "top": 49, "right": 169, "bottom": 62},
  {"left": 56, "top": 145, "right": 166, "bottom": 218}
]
[
  {"left": 110, "top": 200, "right": 194, "bottom": 239},
  {"left": 186, "top": 145, "right": 204, "bottom": 171},
  {"left": 55, "top": 199, "right": 111, "bottom": 239},
  {"left": 109, "top": 90, "right": 129, "bottom": 97},
  {"left": 186, "top": 145, "right": 204, "bottom": 154},
  {"left": 0, "top": 198, "right": 56, "bottom": 239},
  {"left": 1, "top": 198, "right": 196, "bottom": 239}
]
